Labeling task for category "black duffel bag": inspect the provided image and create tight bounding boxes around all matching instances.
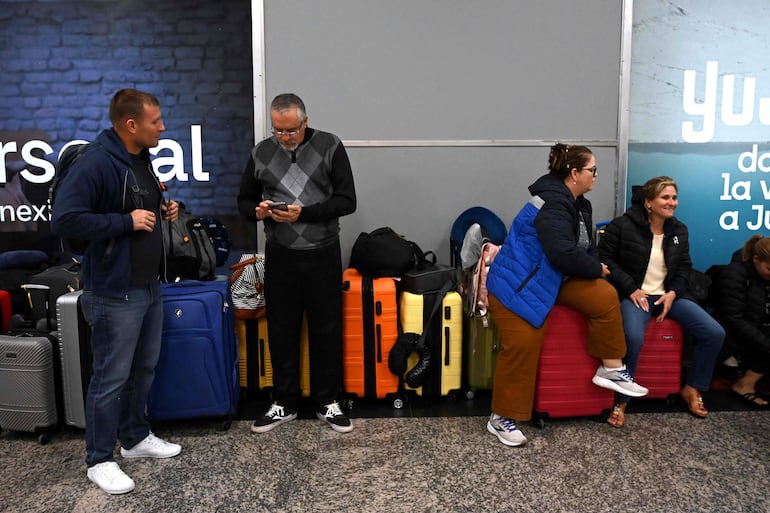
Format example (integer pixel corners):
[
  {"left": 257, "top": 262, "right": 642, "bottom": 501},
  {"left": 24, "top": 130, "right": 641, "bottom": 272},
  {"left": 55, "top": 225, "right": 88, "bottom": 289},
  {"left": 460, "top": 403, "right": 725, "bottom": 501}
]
[{"left": 349, "top": 227, "right": 434, "bottom": 277}]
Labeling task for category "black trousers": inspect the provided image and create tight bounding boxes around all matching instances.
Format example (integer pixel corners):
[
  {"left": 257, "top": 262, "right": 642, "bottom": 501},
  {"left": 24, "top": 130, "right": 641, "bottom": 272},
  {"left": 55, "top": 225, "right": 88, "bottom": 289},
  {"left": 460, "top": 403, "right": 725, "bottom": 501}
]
[{"left": 264, "top": 239, "right": 343, "bottom": 408}]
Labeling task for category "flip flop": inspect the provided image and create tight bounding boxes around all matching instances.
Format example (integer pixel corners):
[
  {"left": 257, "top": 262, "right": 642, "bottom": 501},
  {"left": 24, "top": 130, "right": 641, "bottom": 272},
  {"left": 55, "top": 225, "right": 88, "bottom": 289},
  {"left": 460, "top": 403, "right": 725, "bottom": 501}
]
[
  {"left": 732, "top": 390, "right": 769, "bottom": 408},
  {"left": 680, "top": 390, "right": 708, "bottom": 418},
  {"left": 607, "top": 403, "right": 626, "bottom": 428}
]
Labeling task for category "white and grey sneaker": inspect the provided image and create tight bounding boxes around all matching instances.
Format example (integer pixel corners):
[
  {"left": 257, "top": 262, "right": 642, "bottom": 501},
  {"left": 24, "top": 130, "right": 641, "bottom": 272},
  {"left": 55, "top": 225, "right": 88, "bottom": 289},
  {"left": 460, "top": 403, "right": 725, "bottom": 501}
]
[
  {"left": 87, "top": 461, "right": 135, "bottom": 495},
  {"left": 316, "top": 401, "right": 353, "bottom": 433},
  {"left": 592, "top": 365, "right": 649, "bottom": 397},
  {"left": 251, "top": 402, "right": 298, "bottom": 433},
  {"left": 487, "top": 413, "right": 527, "bottom": 447},
  {"left": 120, "top": 432, "right": 181, "bottom": 459}
]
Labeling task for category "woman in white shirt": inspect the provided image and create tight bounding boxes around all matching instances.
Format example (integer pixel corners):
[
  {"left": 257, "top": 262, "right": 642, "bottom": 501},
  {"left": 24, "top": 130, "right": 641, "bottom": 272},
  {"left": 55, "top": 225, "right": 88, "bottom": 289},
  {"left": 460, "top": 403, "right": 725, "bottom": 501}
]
[{"left": 598, "top": 176, "right": 725, "bottom": 427}]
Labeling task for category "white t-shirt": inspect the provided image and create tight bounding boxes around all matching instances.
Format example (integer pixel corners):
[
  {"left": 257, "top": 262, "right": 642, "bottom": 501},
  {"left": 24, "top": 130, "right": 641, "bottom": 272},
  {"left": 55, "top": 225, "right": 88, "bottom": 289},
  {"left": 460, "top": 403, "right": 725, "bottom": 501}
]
[{"left": 641, "top": 233, "right": 666, "bottom": 295}]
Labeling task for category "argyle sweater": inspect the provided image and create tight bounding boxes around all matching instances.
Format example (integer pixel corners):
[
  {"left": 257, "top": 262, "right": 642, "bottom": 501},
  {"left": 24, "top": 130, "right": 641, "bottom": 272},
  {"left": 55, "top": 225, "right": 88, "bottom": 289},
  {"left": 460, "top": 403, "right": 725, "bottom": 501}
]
[{"left": 238, "top": 128, "right": 356, "bottom": 249}]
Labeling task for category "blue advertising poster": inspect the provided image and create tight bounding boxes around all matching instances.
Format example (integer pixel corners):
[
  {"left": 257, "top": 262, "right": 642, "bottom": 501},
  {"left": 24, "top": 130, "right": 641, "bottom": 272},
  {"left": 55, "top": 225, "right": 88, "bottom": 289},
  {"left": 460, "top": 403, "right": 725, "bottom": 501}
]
[
  {"left": 629, "top": 0, "right": 770, "bottom": 270},
  {"left": 0, "top": 0, "right": 253, "bottom": 253}
]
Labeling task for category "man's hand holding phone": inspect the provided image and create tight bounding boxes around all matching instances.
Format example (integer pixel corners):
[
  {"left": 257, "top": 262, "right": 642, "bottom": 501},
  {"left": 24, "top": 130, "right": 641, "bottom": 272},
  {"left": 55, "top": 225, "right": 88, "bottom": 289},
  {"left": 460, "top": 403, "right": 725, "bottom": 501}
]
[{"left": 256, "top": 200, "right": 298, "bottom": 221}]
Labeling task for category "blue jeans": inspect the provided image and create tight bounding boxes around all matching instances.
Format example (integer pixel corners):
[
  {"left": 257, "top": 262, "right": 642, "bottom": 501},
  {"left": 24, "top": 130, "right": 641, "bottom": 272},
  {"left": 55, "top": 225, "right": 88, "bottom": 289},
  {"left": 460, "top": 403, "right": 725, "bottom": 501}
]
[
  {"left": 618, "top": 296, "right": 725, "bottom": 403},
  {"left": 81, "top": 283, "right": 163, "bottom": 466}
]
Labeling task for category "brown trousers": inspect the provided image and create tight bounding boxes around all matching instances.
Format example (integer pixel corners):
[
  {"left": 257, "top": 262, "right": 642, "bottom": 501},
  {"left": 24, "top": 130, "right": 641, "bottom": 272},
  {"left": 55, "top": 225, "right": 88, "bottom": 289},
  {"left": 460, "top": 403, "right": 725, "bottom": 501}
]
[{"left": 489, "top": 278, "right": 626, "bottom": 421}]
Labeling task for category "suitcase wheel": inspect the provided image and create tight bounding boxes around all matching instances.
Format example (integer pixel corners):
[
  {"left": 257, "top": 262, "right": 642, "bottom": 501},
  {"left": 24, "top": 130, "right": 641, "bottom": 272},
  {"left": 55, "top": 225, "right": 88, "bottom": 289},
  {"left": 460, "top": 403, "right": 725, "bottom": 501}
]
[
  {"left": 392, "top": 394, "right": 408, "bottom": 409},
  {"left": 340, "top": 397, "right": 354, "bottom": 414}
]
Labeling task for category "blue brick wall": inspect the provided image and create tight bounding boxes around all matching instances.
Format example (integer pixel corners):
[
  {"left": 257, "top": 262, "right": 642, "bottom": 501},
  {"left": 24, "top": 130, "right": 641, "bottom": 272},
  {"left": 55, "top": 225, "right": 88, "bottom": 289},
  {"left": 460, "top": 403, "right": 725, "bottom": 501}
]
[{"left": 0, "top": 0, "right": 254, "bottom": 226}]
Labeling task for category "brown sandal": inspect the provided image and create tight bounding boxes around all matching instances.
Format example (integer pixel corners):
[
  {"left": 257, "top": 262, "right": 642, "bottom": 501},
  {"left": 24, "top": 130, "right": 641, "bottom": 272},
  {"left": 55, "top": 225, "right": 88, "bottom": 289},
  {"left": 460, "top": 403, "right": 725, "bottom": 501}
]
[
  {"left": 607, "top": 403, "right": 626, "bottom": 428},
  {"left": 680, "top": 390, "right": 708, "bottom": 418}
]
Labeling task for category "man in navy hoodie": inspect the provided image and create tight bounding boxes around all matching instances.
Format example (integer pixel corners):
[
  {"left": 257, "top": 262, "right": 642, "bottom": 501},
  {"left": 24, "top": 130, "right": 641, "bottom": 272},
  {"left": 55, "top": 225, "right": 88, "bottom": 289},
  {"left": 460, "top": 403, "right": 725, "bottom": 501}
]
[{"left": 52, "top": 89, "right": 182, "bottom": 495}]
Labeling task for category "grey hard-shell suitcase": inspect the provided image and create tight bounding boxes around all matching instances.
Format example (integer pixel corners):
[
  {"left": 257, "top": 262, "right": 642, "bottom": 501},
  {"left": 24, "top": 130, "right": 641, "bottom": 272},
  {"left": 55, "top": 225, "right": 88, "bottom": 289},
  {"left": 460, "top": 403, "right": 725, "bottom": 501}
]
[
  {"left": 55, "top": 290, "right": 90, "bottom": 430},
  {"left": 0, "top": 332, "right": 60, "bottom": 443}
]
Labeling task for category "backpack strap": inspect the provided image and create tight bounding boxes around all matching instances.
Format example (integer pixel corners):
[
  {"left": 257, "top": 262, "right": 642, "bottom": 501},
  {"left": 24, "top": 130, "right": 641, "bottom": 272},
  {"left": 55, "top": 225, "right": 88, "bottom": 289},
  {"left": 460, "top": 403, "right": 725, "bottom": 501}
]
[
  {"left": 415, "top": 279, "right": 454, "bottom": 349},
  {"left": 409, "top": 241, "right": 437, "bottom": 270}
]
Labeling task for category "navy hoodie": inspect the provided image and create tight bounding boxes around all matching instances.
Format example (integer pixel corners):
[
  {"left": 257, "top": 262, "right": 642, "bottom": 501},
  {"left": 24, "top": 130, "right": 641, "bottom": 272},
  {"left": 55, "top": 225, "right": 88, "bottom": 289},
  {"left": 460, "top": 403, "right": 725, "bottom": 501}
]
[{"left": 51, "top": 128, "right": 164, "bottom": 296}]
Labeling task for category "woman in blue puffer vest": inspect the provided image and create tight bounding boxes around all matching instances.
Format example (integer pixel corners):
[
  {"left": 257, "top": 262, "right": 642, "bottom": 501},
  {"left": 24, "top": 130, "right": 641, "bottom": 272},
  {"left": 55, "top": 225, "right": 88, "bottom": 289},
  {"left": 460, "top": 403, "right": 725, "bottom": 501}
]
[{"left": 484, "top": 143, "right": 648, "bottom": 447}]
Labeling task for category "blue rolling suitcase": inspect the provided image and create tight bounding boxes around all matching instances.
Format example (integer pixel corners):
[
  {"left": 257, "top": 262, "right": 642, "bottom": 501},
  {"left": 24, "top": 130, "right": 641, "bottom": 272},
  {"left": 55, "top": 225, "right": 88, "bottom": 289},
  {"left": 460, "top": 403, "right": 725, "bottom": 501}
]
[{"left": 147, "top": 280, "right": 239, "bottom": 427}]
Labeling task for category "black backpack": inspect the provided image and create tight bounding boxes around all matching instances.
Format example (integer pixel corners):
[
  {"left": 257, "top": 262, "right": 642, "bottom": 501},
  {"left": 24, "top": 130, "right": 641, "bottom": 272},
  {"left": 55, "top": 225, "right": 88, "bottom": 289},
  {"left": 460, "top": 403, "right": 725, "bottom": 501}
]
[
  {"left": 49, "top": 143, "right": 91, "bottom": 254},
  {"left": 162, "top": 203, "right": 217, "bottom": 282}
]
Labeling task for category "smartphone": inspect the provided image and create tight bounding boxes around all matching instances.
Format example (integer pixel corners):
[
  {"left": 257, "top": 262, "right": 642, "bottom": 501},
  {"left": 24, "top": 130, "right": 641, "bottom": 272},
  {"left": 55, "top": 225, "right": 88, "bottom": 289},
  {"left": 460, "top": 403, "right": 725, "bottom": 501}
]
[{"left": 269, "top": 201, "right": 289, "bottom": 211}]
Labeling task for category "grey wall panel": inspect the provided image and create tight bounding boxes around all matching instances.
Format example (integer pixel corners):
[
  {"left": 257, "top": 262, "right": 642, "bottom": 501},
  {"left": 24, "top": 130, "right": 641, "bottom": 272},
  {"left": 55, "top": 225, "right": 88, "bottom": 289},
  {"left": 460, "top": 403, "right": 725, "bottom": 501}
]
[
  {"left": 339, "top": 145, "right": 618, "bottom": 265},
  {"left": 262, "top": 0, "right": 623, "bottom": 259},
  {"left": 264, "top": 0, "right": 621, "bottom": 142}
]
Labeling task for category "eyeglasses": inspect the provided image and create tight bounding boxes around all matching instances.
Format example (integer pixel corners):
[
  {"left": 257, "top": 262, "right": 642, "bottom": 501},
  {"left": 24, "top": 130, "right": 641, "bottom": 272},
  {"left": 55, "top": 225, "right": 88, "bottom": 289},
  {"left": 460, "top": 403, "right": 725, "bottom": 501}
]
[
  {"left": 581, "top": 166, "right": 598, "bottom": 177},
  {"left": 271, "top": 124, "right": 303, "bottom": 136}
]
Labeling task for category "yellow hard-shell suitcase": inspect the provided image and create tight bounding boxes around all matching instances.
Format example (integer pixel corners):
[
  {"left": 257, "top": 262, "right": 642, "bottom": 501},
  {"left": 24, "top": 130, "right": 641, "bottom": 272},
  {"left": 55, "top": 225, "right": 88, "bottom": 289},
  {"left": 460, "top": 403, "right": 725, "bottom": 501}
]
[
  {"left": 398, "top": 290, "right": 463, "bottom": 397},
  {"left": 237, "top": 316, "right": 310, "bottom": 397}
]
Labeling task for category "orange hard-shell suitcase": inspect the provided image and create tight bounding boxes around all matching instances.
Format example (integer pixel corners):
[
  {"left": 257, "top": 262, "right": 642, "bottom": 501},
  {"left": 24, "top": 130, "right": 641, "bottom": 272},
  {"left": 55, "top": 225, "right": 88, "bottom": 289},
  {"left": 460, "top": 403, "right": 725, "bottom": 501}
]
[
  {"left": 634, "top": 318, "right": 683, "bottom": 399},
  {"left": 533, "top": 305, "right": 614, "bottom": 427},
  {"left": 341, "top": 268, "right": 401, "bottom": 406}
]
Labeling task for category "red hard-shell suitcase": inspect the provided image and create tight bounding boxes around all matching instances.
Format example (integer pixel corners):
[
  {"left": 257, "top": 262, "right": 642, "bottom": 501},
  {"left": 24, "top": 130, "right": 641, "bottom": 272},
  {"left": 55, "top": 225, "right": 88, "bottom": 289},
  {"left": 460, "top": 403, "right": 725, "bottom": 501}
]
[
  {"left": 0, "top": 290, "right": 11, "bottom": 332},
  {"left": 533, "top": 305, "right": 613, "bottom": 426},
  {"left": 634, "top": 318, "right": 683, "bottom": 399},
  {"left": 341, "top": 268, "right": 401, "bottom": 406}
]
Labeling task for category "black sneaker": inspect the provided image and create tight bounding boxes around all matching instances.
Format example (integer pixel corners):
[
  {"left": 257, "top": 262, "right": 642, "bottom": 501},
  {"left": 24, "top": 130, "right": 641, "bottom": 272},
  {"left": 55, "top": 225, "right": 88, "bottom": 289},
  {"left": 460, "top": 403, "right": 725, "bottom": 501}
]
[
  {"left": 250, "top": 402, "right": 297, "bottom": 433},
  {"left": 316, "top": 401, "right": 353, "bottom": 433}
]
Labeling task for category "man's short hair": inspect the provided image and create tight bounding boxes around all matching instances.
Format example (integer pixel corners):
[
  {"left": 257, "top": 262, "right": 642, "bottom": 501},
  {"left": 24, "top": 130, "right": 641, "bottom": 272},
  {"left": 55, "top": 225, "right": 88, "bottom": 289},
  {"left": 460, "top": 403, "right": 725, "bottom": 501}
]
[
  {"left": 271, "top": 93, "right": 306, "bottom": 119},
  {"left": 109, "top": 89, "right": 160, "bottom": 126}
]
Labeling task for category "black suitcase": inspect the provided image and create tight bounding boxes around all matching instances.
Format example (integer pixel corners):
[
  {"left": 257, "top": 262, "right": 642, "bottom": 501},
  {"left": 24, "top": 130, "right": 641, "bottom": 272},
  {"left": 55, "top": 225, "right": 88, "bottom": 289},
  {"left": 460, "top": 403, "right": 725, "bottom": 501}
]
[{"left": 27, "top": 261, "right": 80, "bottom": 330}]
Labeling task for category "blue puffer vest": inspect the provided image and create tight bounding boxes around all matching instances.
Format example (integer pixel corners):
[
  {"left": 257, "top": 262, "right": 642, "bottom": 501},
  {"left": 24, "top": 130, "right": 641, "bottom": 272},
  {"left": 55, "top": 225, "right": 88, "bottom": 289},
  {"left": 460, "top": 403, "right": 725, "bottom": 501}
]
[{"left": 486, "top": 195, "right": 563, "bottom": 328}]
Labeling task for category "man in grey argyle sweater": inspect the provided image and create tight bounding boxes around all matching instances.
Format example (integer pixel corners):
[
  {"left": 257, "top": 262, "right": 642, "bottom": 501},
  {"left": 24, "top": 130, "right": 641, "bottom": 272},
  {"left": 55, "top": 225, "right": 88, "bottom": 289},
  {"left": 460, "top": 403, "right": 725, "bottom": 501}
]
[{"left": 237, "top": 93, "right": 357, "bottom": 433}]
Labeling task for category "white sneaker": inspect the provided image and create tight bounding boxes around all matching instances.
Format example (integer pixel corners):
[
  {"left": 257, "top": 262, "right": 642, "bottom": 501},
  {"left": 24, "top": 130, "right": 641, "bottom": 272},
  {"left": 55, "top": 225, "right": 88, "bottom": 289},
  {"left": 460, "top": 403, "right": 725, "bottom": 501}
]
[
  {"left": 87, "top": 461, "right": 135, "bottom": 495},
  {"left": 592, "top": 365, "right": 649, "bottom": 397},
  {"left": 120, "top": 432, "right": 182, "bottom": 459},
  {"left": 487, "top": 413, "right": 527, "bottom": 447}
]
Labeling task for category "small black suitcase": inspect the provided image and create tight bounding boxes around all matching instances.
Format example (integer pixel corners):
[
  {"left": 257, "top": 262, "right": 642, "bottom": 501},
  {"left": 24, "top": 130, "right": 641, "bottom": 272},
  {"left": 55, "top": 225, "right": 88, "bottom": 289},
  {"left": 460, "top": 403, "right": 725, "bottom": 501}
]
[{"left": 27, "top": 261, "right": 81, "bottom": 330}]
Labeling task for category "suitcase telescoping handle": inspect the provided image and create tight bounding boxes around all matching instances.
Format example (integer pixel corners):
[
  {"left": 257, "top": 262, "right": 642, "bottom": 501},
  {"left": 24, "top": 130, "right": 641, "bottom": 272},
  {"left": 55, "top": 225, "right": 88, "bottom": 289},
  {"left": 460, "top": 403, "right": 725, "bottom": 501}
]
[{"left": 166, "top": 279, "right": 209, "bottom": 289}]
